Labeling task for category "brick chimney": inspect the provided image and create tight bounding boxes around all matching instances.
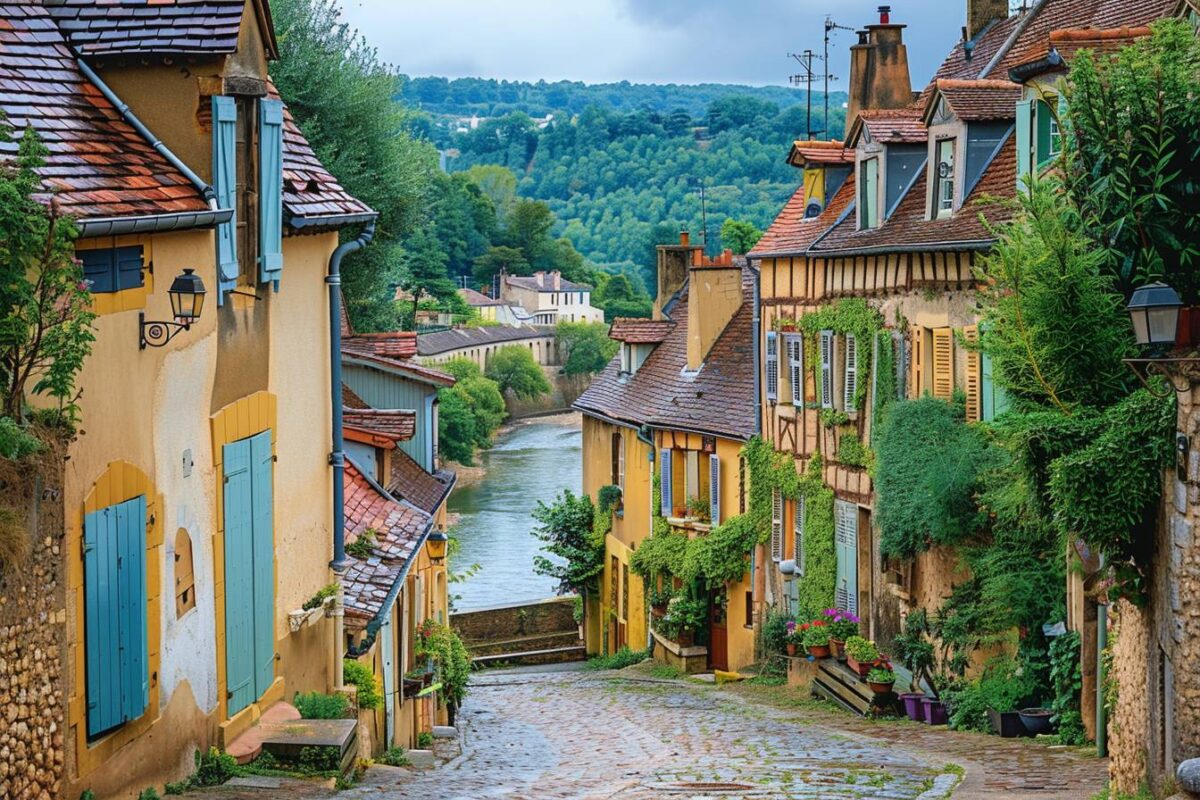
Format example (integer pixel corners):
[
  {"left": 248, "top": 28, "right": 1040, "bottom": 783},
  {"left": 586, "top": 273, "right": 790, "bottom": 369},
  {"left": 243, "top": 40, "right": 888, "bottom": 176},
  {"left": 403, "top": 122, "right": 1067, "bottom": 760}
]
[
  {"left": 552, "top": 271, "right": 562, "bottom": 290},
  {"left": 967, "top": 0, "right": 1009, "bottom": 41},
  {"left": 687, "top": 249, "right": 741, "bottom": 372},
  {"left": 846, "top": 5, "right": 914, "bottom": 130},
  {"left": 654, "top": 231, "right": 702, "bottom": 321},
  {"left": 534, "top": 270, "right": 546, "bottom": 288}
]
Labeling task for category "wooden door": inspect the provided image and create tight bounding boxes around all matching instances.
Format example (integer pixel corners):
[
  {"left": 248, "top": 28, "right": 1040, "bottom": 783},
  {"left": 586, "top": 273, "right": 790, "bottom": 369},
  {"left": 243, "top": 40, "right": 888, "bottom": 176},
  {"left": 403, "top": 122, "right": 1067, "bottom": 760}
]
[{"left": 708, "top": 590, "right": 728, "bottom": 672}]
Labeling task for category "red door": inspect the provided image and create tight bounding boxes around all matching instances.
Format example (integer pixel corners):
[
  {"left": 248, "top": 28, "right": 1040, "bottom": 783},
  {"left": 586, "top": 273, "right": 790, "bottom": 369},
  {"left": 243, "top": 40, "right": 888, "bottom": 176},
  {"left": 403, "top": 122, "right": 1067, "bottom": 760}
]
[{"left": 708, "top": 591, "right": 728, "bottom": 671}]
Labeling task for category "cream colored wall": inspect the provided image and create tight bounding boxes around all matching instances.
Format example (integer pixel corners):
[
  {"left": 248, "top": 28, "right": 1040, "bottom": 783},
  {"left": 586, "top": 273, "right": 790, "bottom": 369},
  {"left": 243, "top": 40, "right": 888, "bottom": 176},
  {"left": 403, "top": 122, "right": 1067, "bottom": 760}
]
[{"left": 687, "top": 267, "right": 743, "bottom": 371}]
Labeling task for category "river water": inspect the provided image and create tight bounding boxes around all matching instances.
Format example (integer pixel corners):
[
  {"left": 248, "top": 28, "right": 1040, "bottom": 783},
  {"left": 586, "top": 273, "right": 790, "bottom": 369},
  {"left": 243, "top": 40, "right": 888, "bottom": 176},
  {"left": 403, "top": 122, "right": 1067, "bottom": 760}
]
[{"left": 448, "top": 415, "right": 581, "bottom": 611}]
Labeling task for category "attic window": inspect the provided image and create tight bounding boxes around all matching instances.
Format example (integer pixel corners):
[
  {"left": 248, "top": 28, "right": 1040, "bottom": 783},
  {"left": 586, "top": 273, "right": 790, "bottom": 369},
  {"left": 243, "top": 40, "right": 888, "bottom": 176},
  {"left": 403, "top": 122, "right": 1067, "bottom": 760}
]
[
  {"left": 935, "top": 139, "right": 956, "bottom": 219},
  {"left": 620, "top": 343, "right": 632, "bottom": 375},
  {"left": 859, "top": 158, "right": 880, "bottom": 230}
]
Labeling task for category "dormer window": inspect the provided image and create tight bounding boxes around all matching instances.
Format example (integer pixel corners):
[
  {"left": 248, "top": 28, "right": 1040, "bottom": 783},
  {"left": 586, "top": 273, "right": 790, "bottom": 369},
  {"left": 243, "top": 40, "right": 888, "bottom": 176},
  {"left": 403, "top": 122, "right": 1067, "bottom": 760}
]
[
  {"left": 935, "top": 139, "right": 956, "bottom": 219},
  {"left": 859, "top": 158, "right": 880, "bottom": 230},
  {"left": 620, "top": 343, "right": 632, "bottom": 375}
]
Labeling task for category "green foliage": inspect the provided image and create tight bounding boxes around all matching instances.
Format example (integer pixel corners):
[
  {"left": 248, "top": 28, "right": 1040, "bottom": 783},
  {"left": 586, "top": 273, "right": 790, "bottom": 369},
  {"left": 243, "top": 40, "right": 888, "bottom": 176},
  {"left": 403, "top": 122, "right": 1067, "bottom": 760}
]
[
  {"left": 485, "top": 345, "right": 551, "bottom": 399},
  {"left": 942, "top": 656, "right": 1035, "bottom": 733},
  {"left": 893, "top": 609, "right": 937, "bottom": 695},
  {"left": 294, "top": 691, "right": 350, "bottom": 720},
  {"left": 557, "top": 321, "right": 619, "bottom": 376},
  {"left": 0, "top": 416, "right": 43, "bottom": 460},
  {"left": 761, "top": 608, "right": 791, "bottom": 655},
  {"left": 0, "top": 123, "right": 94, "bottom": 424},
  {"left": 873, "top": 330, "right": 898, "bottom": 435},
  {"left": 163, "top": 780, "right": 188, "bottom": 795},
  {"left": 1050, "top": 631, "right": 1088, "bottom": 745},
  {"left": 1065, "top": 20, "right": 1200, "bottom": 300},
  {"left": 799, "top": 299, "right": 883, "bottom": 411},
  {"left": 302, "top": 582, "right": 339, "bottom": 611},
  {"left": 345, "top": 528, "right": 376, "bottom": 560},
  {"left": 802, "top": 625, "right": 830, "bottom": 648},
  {"left": 377, "top": 747, "right": 411, "bottom": 767},
  {"left": 844, "top": 636, "right": 879, "bottom": 663},
  {"left": 438, "top": 357, "right": 484, "bottom": 381},
  {"left": 531, "top": 490, "right": 605, "bottom": 596},
  {"left": 193, "top": 747, "right": 238, "bottom": 787},
  {"left": 592, "top": 272, "right": 652, "bottom": 321},
  {"left": 436, "top": 387, "right": 478, "bottom": 465},
  {"left": 414, "top": 620, "right": 472, "bottom": 709},
  {"left": 271, "top": 0, "right": 437, "bottom": 332},
  {"left": 867, "top": 667, "right": 896, "bottom": 684},
  {"left": 584, "top": 646, "right": 649, "bottom": 671},
  {"left": 437, "top": 372, "right": 507, "bottom": 465},
  {"left": 80, "top": 792, "right": 96, "bottom": 800},
  {"left": 138, "top": 789, "right": 160, "bottom": 800},
  {"left": 837, "top": 433, "right": 870, "bottom": 469},
  {"left": 416, "top": 732, "right": 434, "bottom": 749},
  {"left": 976, "top": 179, "right": 1136, "bottom": 412},
  {"left": 874, "top": 398, "right": 1000, "bottom": 559},
  {"left": 343, "top": 659, "right": 382, "bottom": 711},
  {"left": 719, "top": 219, "right": 763, "bottom": 255},
  {"left": 653, "top": 596, "right": 709, "bottom": 641}
]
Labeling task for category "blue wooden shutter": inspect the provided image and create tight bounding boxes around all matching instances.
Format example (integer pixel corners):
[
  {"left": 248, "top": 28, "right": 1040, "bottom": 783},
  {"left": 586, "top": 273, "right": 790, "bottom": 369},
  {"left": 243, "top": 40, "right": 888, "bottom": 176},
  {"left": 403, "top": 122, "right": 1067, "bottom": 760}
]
[
  {"left": 80, "top": 250, "right": 116, "bottom": 294},
  {"left": 116, "top": 496, "right": 148, "bottom": 722},
  {"left": 1015, "top": 98, "right": 1034, "bottom": 192},
  {"left": 659, "top": 449, "right": 672, "bottom": 517},
  {"left": 116, "top": 246, "right": 144, "bottom": 292},
  {"left": 213, "top": 96, "right": 239, "bottom": 303},
  {"left": 708, "top": 454, "right": 720, "bottom": 525},
  {"left": 223, "top": 438, "right": 256, "bottom": 715},
  {"left": 249, "top": 430, "right": 275, "bottom": 697},
  {"left": 1035, "top": 99, "right": 1053, "bottom": 168},
  {"left": 258, "top": 99, "right": 284, "bottom": 289}
]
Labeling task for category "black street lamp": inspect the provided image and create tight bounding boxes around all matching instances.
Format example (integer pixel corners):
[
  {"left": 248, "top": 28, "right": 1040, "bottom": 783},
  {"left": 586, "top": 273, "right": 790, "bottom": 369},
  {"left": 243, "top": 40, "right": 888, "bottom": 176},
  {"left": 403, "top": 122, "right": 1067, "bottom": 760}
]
[
  {"left": 1127, "top": 281, "right": 1182, "bottom": 352},
  {"left": 141, "top": 268, "right": 207, "bottom": 349}
]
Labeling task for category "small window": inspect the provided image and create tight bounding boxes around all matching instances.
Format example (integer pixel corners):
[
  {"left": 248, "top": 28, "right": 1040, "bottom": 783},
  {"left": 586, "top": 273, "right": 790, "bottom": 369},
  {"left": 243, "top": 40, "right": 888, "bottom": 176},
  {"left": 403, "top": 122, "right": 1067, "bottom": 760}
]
[
  {"left": 175, "top": 528, "right": 196, "bottom": 617},
  {"left": 81, "top": 246, "right": 144, "bottom": 294},
  {"left": 1049, "top": 115, "right": 1062, "bottom": 159},
  {"left": 860, "top": 158, "right": 880, "bottom": 229},
  {"left": 744, "top": 590, "right": 754, "bottom": 629},
  {"left": 935, "top": 139, "right": 955, "bottom": 219}
]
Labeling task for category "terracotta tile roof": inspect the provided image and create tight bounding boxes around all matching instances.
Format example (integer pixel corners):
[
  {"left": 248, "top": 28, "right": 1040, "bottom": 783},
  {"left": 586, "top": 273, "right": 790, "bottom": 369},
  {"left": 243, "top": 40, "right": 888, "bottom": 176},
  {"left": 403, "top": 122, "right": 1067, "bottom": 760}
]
[
  {"left": 848, "top": 109, "right": 926, "bottom": 147},
  {"left": 505, "top": 272, "right": 591, "bottom": 293},
  {"left": 459, "top": 287, "right": 504, "bottom": 307},
  {"left": 926, "top": 13, "right": 1023, "bottom": 89},
  {"left": 1009, "top": 25, "right": 1153, "bottom": 77},
  {"left": 343, "top": 332, "right": 419, "bottom": 361},
  {"left": 343, "top": 408, "right": 415, "bottom": 448},
  {"left": 341, "top": 347, "right": 457, "bottom": 388},
  {"left": 573, "top": 266, "right": 757, "bottom": 441},
  {"left": 43, "top": 0, "right": 249, "bottom": 58},
  {"left": 749, "top": 175, "right": 857, "bottom": 258},
  {"left": 342, "top": 460, "right": 430, "bottom": 630},
  {"left": 788, "top": 139, "right": 853, "bottom": 168},
  {"left": 0, "top": 4, "right": 210, "bottom": 221},
  {"left": 268, "top": 80, "right": 374, "bottom": 229},
  {"left": 811, "top": 135, "right": 1017, "bottom": 256},
  {"left": 416, "top": 324, "right": 554, "bottom": 357},
  {"left": 388, "top": 448, "right": 455, "bottom": 516},
  {"left": 609, "top": 318, "right": 675, "bottom": 344},
  {"left": 925, "top": 79, "right": 1022, "bottom": 123}
]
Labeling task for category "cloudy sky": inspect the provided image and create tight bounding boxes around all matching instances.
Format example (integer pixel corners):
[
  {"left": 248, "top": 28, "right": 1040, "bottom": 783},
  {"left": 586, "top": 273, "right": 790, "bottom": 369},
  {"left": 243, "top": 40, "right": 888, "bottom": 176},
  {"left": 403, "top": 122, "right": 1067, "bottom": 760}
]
[{"left": 338, "top": 1, "right": 990, "bottom": 90}]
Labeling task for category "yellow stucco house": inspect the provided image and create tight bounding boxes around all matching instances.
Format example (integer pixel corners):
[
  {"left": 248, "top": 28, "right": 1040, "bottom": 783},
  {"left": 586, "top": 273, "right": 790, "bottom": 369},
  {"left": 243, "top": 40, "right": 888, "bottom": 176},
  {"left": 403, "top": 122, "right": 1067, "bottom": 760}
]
[
  {"left": 573, "top": 238, "right": 758, "bottom": 672},
  {"left": 0, "top": 1, "right": 412, "bottom": 794}
]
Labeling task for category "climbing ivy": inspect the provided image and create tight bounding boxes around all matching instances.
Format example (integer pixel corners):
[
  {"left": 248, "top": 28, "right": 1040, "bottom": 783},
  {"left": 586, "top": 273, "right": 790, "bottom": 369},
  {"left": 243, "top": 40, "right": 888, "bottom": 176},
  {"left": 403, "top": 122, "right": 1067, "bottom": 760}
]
[
  {"left": 872, "top": 329, "right": 898, "bottom": 436},
  {"left": 797, "top": 298, "right": 884, "bottom": 411}
]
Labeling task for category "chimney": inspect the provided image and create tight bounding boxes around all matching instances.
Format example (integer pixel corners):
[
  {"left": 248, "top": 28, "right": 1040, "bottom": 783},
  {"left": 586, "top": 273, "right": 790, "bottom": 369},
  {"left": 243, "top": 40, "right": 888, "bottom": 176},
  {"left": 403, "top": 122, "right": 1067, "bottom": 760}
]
[
  {"left": 552, "top": 271, "right": 561, "bottom": 290},
  {"left": 534, "top": 270, "right": 546, "bottom": 288},
  {"left": 686, "top": 250, "right": 742, "bottom": 372},
  {"left": 967, "top": 0, "right": 1009, "bottom": 41},
  {"left": 654, "top": 230, "right": 702, "bottom": 321},
  {"left": 846, "top": 6, "right": 914, "bottom": 130}
]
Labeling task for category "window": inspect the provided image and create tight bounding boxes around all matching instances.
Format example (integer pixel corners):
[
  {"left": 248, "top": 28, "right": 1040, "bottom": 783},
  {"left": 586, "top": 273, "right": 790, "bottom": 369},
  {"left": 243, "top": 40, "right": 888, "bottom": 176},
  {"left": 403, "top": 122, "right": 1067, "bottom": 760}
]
[
  {"left": 659, "top": 448, "right": 673, "bottom": 516},
  {"left": 793, "top": 496, "right": 807, "bottom": 577},
  {"left": 935, "top": 138, "right": 955, "bottom": 218},
  {"left": 709, "top": 454, "right": 721, "bottom": 524},
  {"left": 765, "top": 331, "right": 779, "bottom": 403},
  {"left": 843, "top": 333, "right": 858, "bottom": 411},
  {"left": 744, "top": 591, "right": 754, "bottom": 629},
  {"left": 1035, "top": 98, "right": 1058, "bottom": 167},
  {"left": 770, "top": 488, "right": 783, "bottom": 562},
  {"left": 1049, "top": 115, "right": 1062, "bottom": 159},
  {"left": 611, "top": 431, "right": 625, "bottom": 494},
  {"left": 175, "top": 529, "right": 196, "bottom": 618},
  {"left": 784, "top": 334, "right": 803, "bottom": 407},
  {"left": 860, "top": 158, "right": 880, "bottom": 229},
  {"left": 819, "top": 330, "right": 837, "bottom": 409},
  {"left": 81, "top": 246, "right": 144, "bottom": 294}
]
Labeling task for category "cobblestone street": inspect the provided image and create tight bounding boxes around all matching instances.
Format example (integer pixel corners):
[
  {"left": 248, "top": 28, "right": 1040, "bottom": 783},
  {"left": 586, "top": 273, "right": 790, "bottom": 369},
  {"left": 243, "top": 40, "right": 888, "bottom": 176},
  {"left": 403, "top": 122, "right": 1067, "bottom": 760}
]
[{"left": 324, "top": 664, "right": 1107, "bottom": 800}]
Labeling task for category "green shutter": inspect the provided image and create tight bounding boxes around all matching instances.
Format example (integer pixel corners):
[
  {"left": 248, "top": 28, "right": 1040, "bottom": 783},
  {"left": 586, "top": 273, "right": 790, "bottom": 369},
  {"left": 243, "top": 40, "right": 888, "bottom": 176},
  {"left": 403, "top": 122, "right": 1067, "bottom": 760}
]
[
  {"left": 213, "top": 96, "right": 239, "bottom": 303},
  {"left": 1016, "top": 98, "right": 1034, "bottom": 192},
  {"left": 1036, "top": 99, "right": 1053, "bottom": 168},
  {"left": 258, "top": 99, "right": 284, "bottom": 288},
  {"left": 223, "top": 437, "right": 256, "bottom": 715},
  {"left": 249, "top": 430, "right": 275, "bottom": 698}
]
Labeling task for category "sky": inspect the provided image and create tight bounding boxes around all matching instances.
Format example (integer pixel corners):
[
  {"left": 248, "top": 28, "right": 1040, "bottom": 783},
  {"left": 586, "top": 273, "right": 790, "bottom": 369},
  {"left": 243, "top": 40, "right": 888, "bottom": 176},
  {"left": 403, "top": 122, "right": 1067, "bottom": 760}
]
[{"left": 338, "top": 1, "right": 991, "bottom": 90}]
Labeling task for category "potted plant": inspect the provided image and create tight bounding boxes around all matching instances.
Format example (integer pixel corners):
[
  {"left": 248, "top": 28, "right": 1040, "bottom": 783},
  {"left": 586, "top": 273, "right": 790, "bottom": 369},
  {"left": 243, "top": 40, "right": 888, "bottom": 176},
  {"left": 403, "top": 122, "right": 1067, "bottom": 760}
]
[
  {"left": 802, "top": 624, "right": 831, "bottom": 658},
  {"left": 822, "top": 609, "right": 860, "bottom": 659},
  {"left": 655, "top": 595, "right": 708, "bottom": 647},
  {"left": 1018, "top": 707, "right": 1055, "bottom": 735},
  {"left": 867, "top": 666, "right": 897, "bottom": 695},
  {"left": 894, "top": 609, "right": 938, "bottom": 722},
  {"left": 686, "top": 494, "right": 711, "bottom": 523},
  {"left": 778, "top": 317, "right": 799, "bottom": 333},
  {"left": 785, "top": 621, "right": 806, "bottom": 657},
  {"left": 845, "top": 636, "right": 880, "bottom": 677},
  {"left": 922, "top": 696, "right": 948, "bottom": 726}
]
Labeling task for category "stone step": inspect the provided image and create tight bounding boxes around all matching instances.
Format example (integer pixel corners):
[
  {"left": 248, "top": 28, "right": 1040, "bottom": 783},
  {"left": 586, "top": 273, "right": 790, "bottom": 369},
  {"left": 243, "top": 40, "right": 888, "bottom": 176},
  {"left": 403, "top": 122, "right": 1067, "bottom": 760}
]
[
  {"left": 472, "top": 644, "right": 587, "bottom": 667},
  {"left": 259, "top": 717, "right": 358, "bottom": 777},
  {"left": 224, "top": 701, "right": 301, "bottom": 765},
  {"left": 465, "top": 630, "right": 581, "bottom": 657},
  {"left": 812, "top": 659, "right": 873, "bottom": 716}
]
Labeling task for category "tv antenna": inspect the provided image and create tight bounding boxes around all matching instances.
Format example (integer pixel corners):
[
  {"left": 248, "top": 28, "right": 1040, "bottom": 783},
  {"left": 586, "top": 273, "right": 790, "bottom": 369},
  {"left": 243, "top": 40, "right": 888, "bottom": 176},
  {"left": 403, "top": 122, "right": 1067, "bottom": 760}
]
[
  {"left": 691, "top": 178, "right": 710, "bottom": 250},
  {"left": 815, "top": 16, "right": 856, "bottom": 140},
  {"left": 788, "top": 50, "right": 829, "bottom": 140}
]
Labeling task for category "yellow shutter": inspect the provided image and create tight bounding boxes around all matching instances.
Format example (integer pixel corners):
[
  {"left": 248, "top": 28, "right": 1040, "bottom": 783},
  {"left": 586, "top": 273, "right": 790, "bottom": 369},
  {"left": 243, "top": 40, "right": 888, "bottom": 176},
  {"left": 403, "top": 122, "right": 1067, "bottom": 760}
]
[
  {"left": 963, "top": 325, "right": 981, "bottom": 422},
  {"left": 909, "top": 327, "right": 925, "bottom": 398},
  {"left": 932, "top": 328, "right": 954, "bottom": 400}
]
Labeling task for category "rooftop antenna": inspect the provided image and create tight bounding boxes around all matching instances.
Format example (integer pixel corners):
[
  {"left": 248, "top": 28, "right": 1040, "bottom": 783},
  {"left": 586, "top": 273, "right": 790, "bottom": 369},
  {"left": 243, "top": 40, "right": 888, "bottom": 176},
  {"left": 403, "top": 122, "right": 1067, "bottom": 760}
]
[
  {"left": 822, "top": 16, "right": 855, "bottom": 139},
  {"left": 788, "top": 49, "right": 830, "bottom": 140},
  {"left": 691, "top": 178, "right": 710, "bottom": 250}
]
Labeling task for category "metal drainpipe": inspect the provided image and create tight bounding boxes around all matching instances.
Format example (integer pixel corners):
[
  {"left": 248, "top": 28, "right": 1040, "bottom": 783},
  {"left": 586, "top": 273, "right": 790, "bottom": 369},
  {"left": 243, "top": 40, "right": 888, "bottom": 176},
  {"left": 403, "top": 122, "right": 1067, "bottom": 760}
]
[
  {"left": 327, "top": 221, "right": 377, "bottom": 686},
  {"left": 752, "top": 265, "right": 762, "bottom": 436},
  {"left": 1096, "top": 554, "right": 1108, "bottom": 757}
]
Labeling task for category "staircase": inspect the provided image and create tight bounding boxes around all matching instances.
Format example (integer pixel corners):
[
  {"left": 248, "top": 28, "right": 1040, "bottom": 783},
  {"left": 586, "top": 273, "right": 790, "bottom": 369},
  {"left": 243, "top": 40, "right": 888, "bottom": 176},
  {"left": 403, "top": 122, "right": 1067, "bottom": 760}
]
[
  {"left": 225, "top": 701, "right": 357, "bottom": 776},
  {"left": 468, "top": 631, "right": 585, "bottom": 667},
  {"left": 453, "top": 597, "right": 586, "bottom": 668},
  {"left": 811, "top": 659, "right": 901, "bottom": 717}
]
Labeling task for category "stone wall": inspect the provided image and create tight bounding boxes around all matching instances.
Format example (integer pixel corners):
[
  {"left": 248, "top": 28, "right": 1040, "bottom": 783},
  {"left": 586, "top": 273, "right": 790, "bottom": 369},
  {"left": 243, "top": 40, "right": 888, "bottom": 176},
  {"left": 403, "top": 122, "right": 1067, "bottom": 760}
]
[
  {"left": 452, "top": 596, "right": 577, "bottom": 643},
  {"left": 0, "top": 444, "right": 67, "bottom": 800},
  {"left": 504, "top": 370, "right": 591, "bottom": 420},
  {"left": 1108, "top": 600, "right": 1151, "bottom": 795}
]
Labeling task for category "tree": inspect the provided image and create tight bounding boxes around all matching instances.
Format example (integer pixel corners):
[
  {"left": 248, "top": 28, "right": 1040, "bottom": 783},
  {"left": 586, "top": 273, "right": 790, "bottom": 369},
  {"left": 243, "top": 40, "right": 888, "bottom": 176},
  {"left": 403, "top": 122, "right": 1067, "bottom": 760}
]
[
  {"left": 557, "top": 321, "right": 618, "bottom": 376},
  {"left": 593, "top": 273, "right": 652, "bottom": 321},
  {"left": 531, "top": 490, "right": 604, "bottom": 596},
  {"left": 504, "top": 199, "right": 556, "bottom": 268},
  {"left": 454, "top": 376, "right": 506, "bottom": 448},
  {"left": 720, "top": 218, "right": 763, "bottom": 255},
  {"left": 399, "top": 227, "right": 457, "bottom": 329},
  {"left": 0, "top": 125, "right": 94, "bottom": 426},
  {"left": 436, "top": 388, "right": 477, "bottom": 465},
  {"left": 463, "top": 164, "right": 518, "bottom": 223},
  {"left": 485, "top": 345, "right": 551, "bottom": 399},
  {"left": 472, "top": 245, "right": 529, "bottom": 288}
]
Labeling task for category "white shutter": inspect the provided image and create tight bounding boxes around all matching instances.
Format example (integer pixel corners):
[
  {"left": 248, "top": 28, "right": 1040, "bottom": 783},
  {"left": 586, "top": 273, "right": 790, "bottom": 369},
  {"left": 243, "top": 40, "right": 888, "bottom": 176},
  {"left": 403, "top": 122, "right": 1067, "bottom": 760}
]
[
  {"left": 794, "top": 495, "right": 806, "bottom": 577},
  {"left": 771, "top": 488, "right": 783, "bottom": 562},
  {"left": 618, "top": 435, "right": 626, "bottom": 491},
  {"left": 660, "top": 449, "right": 672, "bottom": 516},
  {"left": 786, "top": 334, "right": 804, "bottom": 407},
  {"left": 709, "top": 454, "right": 721, "bottom": 524},
  {"left": 766, "top": 331, "right": 779, "bottom": 403},
  {"left": 820, "top": 330, "right": 835, "bottom": 409},
  {"left": 843, "top": 333, "right": 858, "bottom": 410}
]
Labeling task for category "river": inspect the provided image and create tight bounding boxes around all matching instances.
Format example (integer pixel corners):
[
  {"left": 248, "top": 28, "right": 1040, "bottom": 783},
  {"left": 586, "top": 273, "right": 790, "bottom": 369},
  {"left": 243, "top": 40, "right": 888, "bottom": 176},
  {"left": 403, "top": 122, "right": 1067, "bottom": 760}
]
[{"left": 448, "top": 414, "right": 581, "bottom": 610}]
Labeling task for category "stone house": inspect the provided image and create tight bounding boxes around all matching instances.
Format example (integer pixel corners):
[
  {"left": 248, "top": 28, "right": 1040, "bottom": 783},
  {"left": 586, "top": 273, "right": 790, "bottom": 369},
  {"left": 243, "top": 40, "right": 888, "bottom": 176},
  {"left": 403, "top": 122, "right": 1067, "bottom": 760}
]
[
  {"left": 573, "top": 241, "right": 758, "bottom": 672},
  {"left": 500, "top": 269, "right": 605, "bottom": 325},
  {"left": 0, "top": 0, "right": 403, "bottom": 795}
]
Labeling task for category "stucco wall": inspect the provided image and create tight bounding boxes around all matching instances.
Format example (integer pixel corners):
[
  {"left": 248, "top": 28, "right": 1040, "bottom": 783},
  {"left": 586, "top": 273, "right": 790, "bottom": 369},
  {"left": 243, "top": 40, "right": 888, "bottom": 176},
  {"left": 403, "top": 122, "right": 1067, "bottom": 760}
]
[{"left": 1108, "top": 600, "right": 1151, "bottom": 795}]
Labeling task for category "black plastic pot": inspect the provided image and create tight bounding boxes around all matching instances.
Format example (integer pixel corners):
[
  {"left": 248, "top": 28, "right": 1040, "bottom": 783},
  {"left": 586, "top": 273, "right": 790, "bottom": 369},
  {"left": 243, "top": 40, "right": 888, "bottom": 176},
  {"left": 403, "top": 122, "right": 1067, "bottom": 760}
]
[
  {"left": 1018, "top": 707, "right": 1055, "bottom": 735},
  {"left": 988, "top": 708, "right": 1026, "bottom": 738}
]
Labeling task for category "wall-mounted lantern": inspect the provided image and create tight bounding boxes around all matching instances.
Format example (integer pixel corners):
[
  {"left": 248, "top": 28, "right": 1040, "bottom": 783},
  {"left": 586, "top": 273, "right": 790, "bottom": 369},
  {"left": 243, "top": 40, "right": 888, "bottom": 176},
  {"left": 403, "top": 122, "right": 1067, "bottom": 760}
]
[
  {"left": 426, "top": 530, "right": 448, "bottom": 566},
  {"left": 1127, "top": 281, "right": 1182, "bottom": 352},
  {"left": 140, "top": 269, "right": 207, "bottom": 349}
]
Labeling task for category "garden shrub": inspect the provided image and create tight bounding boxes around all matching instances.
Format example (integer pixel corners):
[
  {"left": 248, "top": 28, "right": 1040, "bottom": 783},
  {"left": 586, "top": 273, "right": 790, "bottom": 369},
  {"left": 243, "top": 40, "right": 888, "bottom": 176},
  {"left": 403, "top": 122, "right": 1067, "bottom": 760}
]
[
  {"left": 294, "top": 691, "right": 350, "bottom": 720},
  {"left": 343, "top": 658, "right": 383, "bottom": 711},
  {"left": 942, "top": 656, "right": 1035, "bottom": 733},
  {"left": 1050, "top": 630, "right": 1088, "bottom": 744},
  {"left": 377, "top": 746, "right": 411, "bottom": 767},
  {"left": 585, "top": 646, "right": 649, "bottom": 670},
  {"left": 192, "top": 747, "right": 238, "bottom": 787}
]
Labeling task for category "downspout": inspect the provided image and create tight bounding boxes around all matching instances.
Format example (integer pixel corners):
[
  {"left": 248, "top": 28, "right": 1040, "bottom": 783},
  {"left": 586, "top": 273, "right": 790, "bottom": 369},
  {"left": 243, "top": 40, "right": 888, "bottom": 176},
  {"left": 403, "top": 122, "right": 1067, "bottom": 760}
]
[
  {"left": 1096, "top": 553, "right": 1108, "bottom": 757},
  {"left": 328, "top": 221, "right": 377, "bottom": 686},
  {"left": 752, "top": 263, "right": 762, "bottom": 436}
]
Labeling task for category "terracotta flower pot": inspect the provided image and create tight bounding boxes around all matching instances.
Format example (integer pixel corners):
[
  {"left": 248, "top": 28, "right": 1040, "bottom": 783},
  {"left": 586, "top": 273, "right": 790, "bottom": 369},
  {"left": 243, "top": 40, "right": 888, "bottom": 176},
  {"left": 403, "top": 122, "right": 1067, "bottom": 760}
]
[
  {"left": 846, "top": 656, "right": 873, "bottom": 677},
  {"left": 829, "top": 638, "right": 845, "bottom": 660},
  {"left": 786, "top": 644, "right": 797, "bottom": 656},
  {"left": 869, "top": 680, "right": 895, "bottom": 695},
  {"left": 807, "top": 644, "right": 831, "bottom": 659}
]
